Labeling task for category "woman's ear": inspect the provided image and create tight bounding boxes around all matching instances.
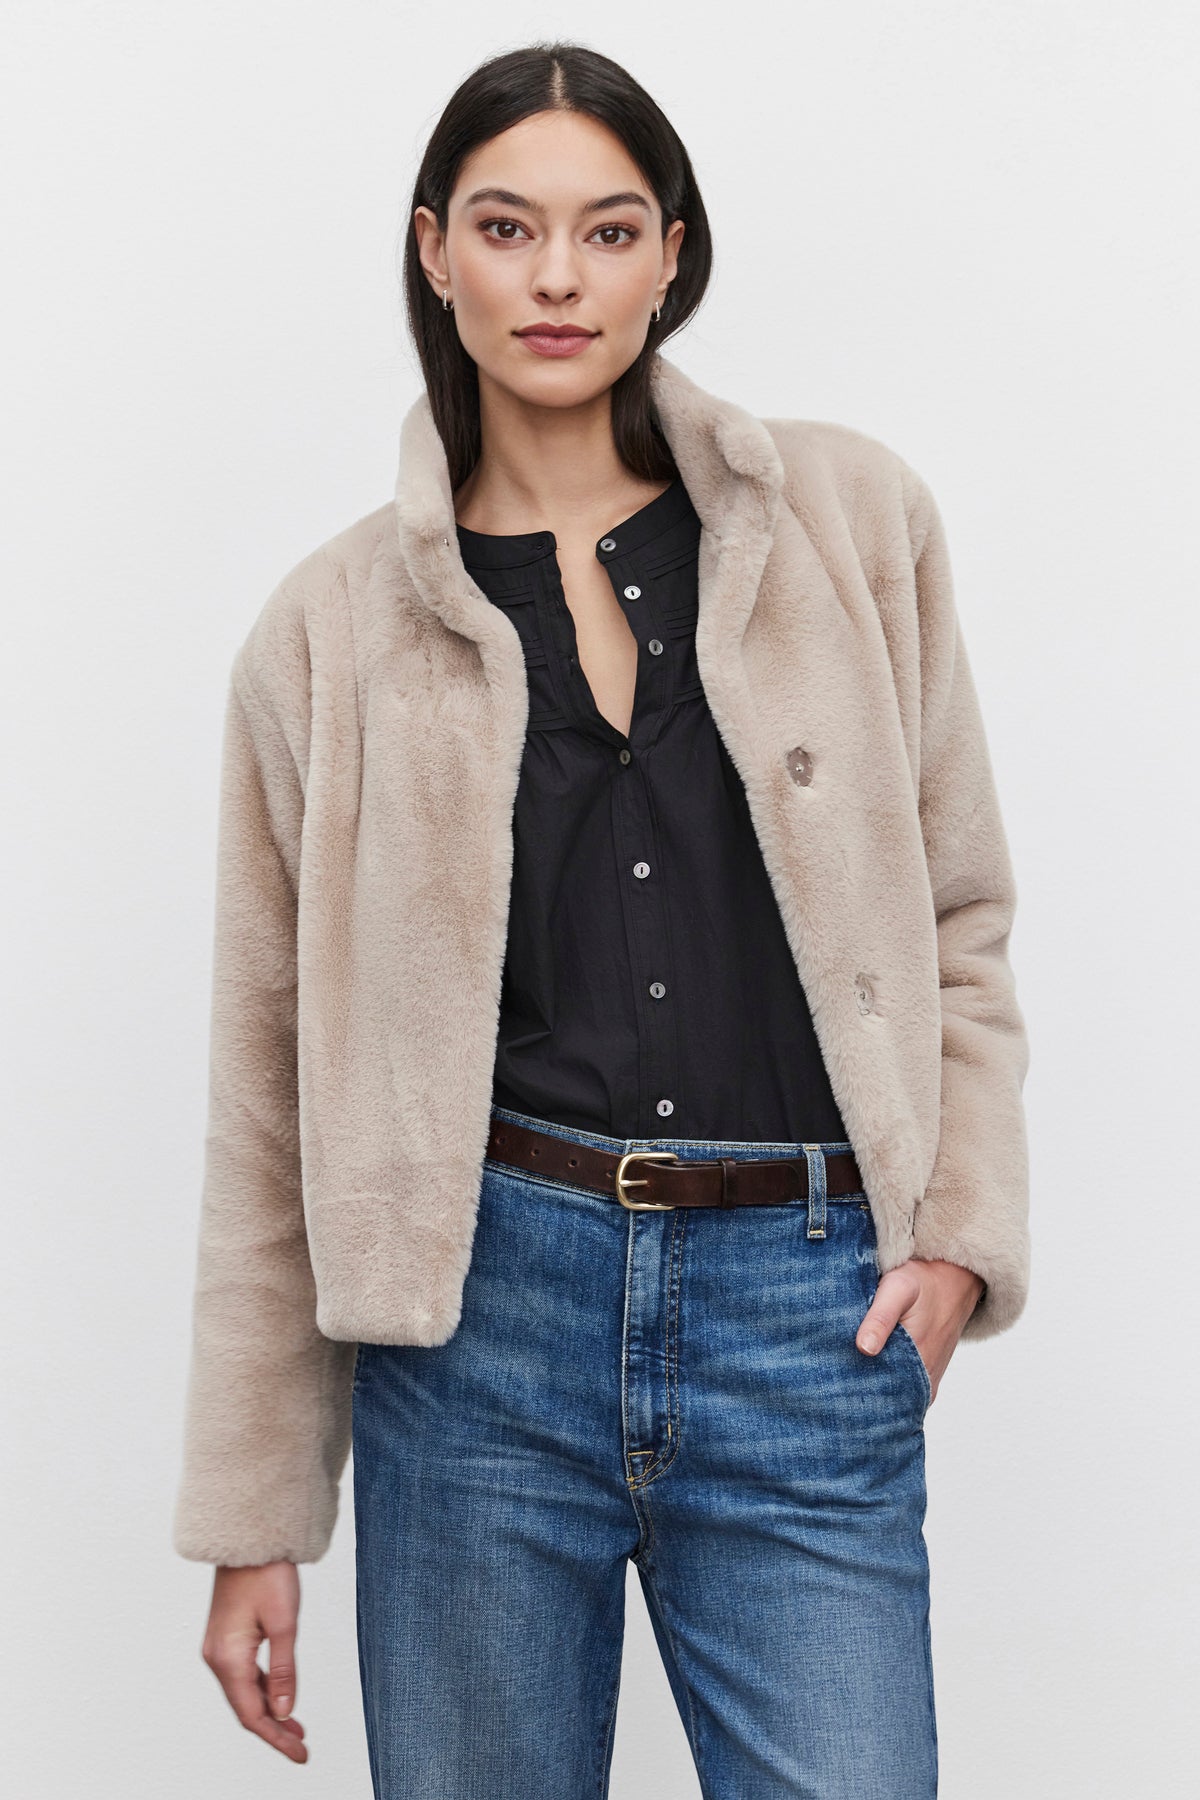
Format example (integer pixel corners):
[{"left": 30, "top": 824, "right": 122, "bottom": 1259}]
[
  {"left": 413, "top": 206, "right": 449, "bottom": 298},
  {"left": 664, "top": 216, "right": 686, "bottom": 286}
]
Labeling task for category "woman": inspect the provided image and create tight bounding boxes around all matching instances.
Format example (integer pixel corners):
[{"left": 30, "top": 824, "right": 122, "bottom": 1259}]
[{"left": 174, "top": 40, "right": 1030, "bottom": 1799}]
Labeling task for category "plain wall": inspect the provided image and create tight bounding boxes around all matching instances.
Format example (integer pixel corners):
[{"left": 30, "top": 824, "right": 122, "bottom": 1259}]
[{"left": 3, "top": 2, "right": 1196, "bottom": 1793}]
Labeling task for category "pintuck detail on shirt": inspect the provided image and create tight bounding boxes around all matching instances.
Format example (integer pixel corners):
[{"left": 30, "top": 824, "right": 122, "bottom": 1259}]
[{"left": 172, "top": 353, "right": 1032, "bottom": 1567}]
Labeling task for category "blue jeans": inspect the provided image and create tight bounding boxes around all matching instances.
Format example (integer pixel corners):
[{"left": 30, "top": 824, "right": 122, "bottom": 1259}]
[{"left": 353, "top": 1104, "right": 937, "bottom": 1798}]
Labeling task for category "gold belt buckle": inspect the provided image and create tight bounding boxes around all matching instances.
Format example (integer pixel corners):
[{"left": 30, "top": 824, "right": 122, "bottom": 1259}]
[{"left": 615, "top": 1149, "right": 679, "bottom": 1210}]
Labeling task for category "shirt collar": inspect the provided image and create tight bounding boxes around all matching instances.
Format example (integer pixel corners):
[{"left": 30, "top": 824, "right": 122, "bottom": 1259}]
[{"left": 455, "top": 472, "right": 701, "bottom": 572}]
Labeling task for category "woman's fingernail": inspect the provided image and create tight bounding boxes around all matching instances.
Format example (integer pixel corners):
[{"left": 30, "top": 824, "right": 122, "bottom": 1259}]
[
  {"left": 862, "top": 1334, "right": 878, "bottom": 1353},
  {"left": 274, "top": 1696, "right": 292, "bottom": 1718}
]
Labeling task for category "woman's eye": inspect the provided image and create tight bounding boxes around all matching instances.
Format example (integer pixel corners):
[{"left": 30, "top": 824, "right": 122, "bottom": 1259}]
[
  {"left": 479, "top": 218, "right": 530, "bottom": 241},
  {"left": 477, "top": 219, "right": 639, "bottom": 247}
]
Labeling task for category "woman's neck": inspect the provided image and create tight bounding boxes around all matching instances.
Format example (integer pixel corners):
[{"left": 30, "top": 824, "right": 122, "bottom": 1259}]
[{"left": 454, "top": 370, "right": 668, "bottom": 538}]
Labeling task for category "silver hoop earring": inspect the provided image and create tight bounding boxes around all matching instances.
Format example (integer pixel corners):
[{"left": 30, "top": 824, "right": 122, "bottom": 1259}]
[
  {"left": 443, "top": 289, "right": 453, "bottom": 311},
  {"left": 654, "top": 299, "right": 662, "bottom": 323}
]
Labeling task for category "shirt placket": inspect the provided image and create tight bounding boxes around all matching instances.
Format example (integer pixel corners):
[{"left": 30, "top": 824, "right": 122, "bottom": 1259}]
[{"left": 594, "top": 535, "right": 680, "bottom": 1135}]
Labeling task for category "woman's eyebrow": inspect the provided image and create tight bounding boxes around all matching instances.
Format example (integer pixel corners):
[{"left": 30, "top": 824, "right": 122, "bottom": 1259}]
[{"left": 463, "top": 187, "right": 652, "bottom": 216}]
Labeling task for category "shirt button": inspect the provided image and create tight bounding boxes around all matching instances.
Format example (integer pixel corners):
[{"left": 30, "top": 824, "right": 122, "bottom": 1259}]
[
  {"left": 648, "top": 638, "right": 663, "bottom": 655},
  {"left": 649, "top": 981, "right": 666, "bottom": 998},
  {"left": 656, "top": 1098, "right": 675, "bottom": 1117},
  {"left": 786, "top": 745, "right": 814, "bottom": 786},
  {"left": 623, "top": 584, "right": 641, "bottom": 600},
  {"left": 618, "top": 748, "right": 632, "bottom": 765},
  {"left": 600, "top": 537, "right": 617, "bottom": 552},
  {"left": 633, "top": 861, "right": 651, "bottom": 879}
]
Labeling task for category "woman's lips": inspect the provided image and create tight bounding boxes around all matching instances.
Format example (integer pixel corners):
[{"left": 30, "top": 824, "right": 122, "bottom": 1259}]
[{"left": 515, "top": 330, "right": 597, "bottom": 358}]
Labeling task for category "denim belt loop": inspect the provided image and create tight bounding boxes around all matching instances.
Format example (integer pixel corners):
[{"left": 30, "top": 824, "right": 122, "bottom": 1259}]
[{"left": 802, "top": 1145, "right": 828, "bottom": 1239}]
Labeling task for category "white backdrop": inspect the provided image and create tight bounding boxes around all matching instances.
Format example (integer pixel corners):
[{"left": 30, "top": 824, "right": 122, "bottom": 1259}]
[{"left": 3, "top": 3, "right": 1196, "bottom": 1794}]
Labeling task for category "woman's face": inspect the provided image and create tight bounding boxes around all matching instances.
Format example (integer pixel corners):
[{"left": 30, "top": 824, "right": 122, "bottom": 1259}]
[{"left": 415, "top": 109, "right": 685, "bottom": 410}]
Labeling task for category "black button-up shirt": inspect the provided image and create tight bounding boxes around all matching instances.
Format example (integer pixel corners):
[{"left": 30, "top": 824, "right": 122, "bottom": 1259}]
[{"left": 456, "top": 473, "right": 849, "bottom": 1144}]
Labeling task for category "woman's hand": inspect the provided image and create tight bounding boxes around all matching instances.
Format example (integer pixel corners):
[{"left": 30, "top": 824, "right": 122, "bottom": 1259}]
[
  {"left": 856, "top": 1258, "right": 985, "bottom": 1404},
  {"left": 201, "top": 1561, "right": 308, "bottom": 1763}
]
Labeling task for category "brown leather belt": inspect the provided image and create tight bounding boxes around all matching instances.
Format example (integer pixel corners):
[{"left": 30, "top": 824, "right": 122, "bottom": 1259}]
[{"left": 484, "top": 1115, "right": 864, "bottom": 1211}]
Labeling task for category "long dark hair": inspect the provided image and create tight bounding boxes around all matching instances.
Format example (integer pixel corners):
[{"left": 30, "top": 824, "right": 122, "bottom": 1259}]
[{"left": 401, "top": 42, "right": 714, "bottom": 494}]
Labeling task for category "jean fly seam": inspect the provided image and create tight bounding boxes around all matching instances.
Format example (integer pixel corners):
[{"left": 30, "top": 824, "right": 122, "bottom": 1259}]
[
  {"left": 627, "top": 1204, "right": 687, "bottom": 1490},
  {"left": 637, "top": 1205, "right": 687, "bottom": 1487},
  {"left": 665, "top": 1205, "right": 685, "bottom": 1463},
  {"left": 619, "top": 1214, "right": 655, "bottom": 1556}
]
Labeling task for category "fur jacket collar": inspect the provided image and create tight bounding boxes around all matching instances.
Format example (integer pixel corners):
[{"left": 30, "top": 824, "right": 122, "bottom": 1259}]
[{"left": 173, "top": 354, "right": 1030, "bottom": 1566}]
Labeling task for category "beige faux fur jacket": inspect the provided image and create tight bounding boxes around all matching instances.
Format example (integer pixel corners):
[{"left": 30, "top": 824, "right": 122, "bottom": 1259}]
[{"left": 172, "top": 353, "right": 1031, "bottom": 1568}]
